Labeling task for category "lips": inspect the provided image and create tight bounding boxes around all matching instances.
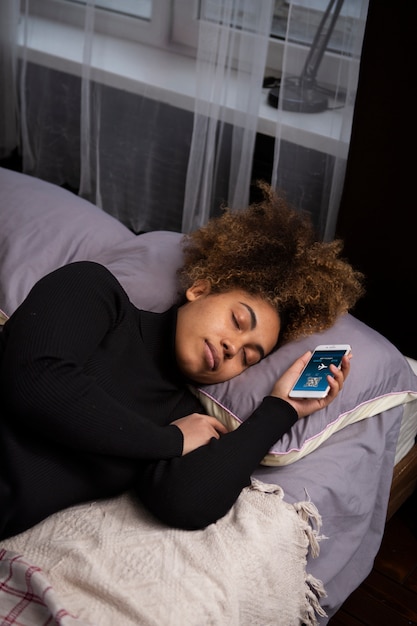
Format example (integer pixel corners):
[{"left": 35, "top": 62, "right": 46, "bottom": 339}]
[{"left": 204, "top": 340, "right": 219, "bottom": 371}]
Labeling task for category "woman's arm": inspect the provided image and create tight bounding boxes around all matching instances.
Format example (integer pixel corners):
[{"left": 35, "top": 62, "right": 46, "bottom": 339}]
[
  {"left": 135, "top": 396, "right": 298, "bottom": 529},
  {"left": 135, "top": 353, "right": 350, "bottom": 529},
  {"left": 0, "top": 262, "right": 183, "bottom": 460}
]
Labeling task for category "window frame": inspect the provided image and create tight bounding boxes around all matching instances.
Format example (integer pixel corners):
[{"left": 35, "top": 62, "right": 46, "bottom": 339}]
[
  {"left": 25, "top": 0, "right": 173, "bottom": 49},
  {"left": 25, "top": 0, "right": 356, "bottom": 90},
  {"left": 20, "top": 0, "right": 359, "bottom": 153},
  {"left": 171, "top": 0, "right": 356, "bottom": 90}
]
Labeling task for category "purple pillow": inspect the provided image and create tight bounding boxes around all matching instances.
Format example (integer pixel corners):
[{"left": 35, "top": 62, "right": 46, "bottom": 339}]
[{"left": 0, "top": 167, "right": 134, "bottom": 316}]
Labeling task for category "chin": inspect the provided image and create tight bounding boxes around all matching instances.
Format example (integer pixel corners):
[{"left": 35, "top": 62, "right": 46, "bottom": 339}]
[
  {"left": 188, "top": 372, "right": 217, "bottom": 385},
  {"left": 194, "top": 372, "right": 234, "bottom": 386}
]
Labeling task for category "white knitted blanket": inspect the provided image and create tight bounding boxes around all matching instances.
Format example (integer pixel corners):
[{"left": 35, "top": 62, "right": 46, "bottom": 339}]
[{"left": 0, "top": 479, "right": 326, "bottom": 626}]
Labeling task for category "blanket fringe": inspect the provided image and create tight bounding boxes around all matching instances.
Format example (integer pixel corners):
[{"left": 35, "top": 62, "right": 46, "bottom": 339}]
[
  {"left": 294, "top": 495, "right": 328, "bottom": 624},
  {"left": 250, "top": 480, "right": 328, "bottom": 624},
  {"left": 250, "top": 480, "right": 325, "bottom": 558},
  {"left": 293, "top": 498, "right": 323, "bottom": 559},
  {"left": 249, "top": 479, "right": 327, "bottom": 624},
  {"left": 304, "top": 574, "right": 327, "bottom": 620}
]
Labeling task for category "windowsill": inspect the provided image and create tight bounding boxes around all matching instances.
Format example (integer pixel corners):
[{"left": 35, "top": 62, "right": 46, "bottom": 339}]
[{"left": 19, "top": 15, "right": 351, "bottom": 158}]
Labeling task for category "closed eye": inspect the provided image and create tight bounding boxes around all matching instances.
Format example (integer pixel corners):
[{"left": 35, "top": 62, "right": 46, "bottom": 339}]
[
  {"left": 245, "top": 346, "right": 264, "bottom": 367},
  {"left": 232, "top": 314, "right": 249, "bottom": 365},
  {"left": 233, "top": 313, "right": 261, "bottom": 367}
]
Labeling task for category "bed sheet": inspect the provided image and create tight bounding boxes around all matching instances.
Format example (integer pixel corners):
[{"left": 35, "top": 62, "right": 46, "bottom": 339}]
[
  {"left": 253, "top": 403, "right": 403, "bottom": 622},
  {"left": 395, "top": 358, "right": 417, "bottom": 463}
]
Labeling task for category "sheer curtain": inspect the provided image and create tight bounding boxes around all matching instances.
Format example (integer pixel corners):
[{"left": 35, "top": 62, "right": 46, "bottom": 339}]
[
  {"left": 181, "top": 0, "right": 275, "bottom": 232},
  {"left": 13, "top": 0, "right": 195, "bottom": 233},
  {"left": 271, "top": 0, "right": 369, "bottom": 240},
  {"left": 0, "top": 0, "right": 19, "bottom": 159},
  {"left": 1, "top": 0, "right": 369, "bottom": 239},
  {"left": 184, "top": 0, "right": 369, "bottom": 238}
]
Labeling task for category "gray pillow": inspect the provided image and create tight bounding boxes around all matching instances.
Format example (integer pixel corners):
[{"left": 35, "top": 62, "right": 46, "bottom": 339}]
[
  {"left": 0, "top": 167, "right": 134, "bottom": 317},
  {"left": 193, "top": 313, "right": 417, "bottom": 465}
]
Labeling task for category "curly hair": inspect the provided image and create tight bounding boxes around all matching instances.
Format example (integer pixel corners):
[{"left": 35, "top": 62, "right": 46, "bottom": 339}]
[{"left": 178, "top": 182, "right": 364, "bottom": 344}]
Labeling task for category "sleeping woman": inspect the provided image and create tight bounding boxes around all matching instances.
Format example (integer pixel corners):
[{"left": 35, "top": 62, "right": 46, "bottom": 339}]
[{"left": 0, "top": 183, "right": 364, "bottom": 540}]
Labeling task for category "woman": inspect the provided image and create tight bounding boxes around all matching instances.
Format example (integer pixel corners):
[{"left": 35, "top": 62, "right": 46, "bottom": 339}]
[{"left": 0, "top": 184, "right": 363, "bottom": 539}]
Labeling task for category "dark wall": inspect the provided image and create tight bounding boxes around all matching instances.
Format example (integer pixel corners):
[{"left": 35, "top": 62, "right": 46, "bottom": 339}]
[{"left": 336, "top": 0, "right": 417, "bottom": 359}]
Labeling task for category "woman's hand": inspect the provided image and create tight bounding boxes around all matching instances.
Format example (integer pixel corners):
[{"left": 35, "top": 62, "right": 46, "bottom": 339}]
[
  {"left": 171, "top": 414, "right": 229, "bottom": 455},
  {"left": 270, "top": 351, "right": 352, "bottom": 419}
]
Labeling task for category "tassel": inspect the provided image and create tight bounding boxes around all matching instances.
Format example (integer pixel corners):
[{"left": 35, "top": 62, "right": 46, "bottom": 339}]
[
  {"left": 293, "top": 497, "right": 326, "bottom": 558},
  {"left": 293, "top": 494, "right": 328, "bottom": 624},
  {"left": 303, "top": 575, "right": 328, "bottom": 623},
  {"left": 306, "top": 573, "right": 327, "bottom": 602},
  {"left": 249, "top": 477, "right": 284, "bottom": 497},
  {"left": 249, "top": 479, "right": 328, "bottom": 624}
]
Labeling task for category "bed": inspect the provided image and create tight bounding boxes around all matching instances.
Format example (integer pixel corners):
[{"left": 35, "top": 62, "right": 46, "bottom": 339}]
[{"left": 0, "top": 166, "right": 416, "bottom": 625}]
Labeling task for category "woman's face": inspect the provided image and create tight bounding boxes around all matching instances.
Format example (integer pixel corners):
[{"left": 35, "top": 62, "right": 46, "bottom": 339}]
[{"left": 175, "top": 281, "right": 280, "bottom": 384}]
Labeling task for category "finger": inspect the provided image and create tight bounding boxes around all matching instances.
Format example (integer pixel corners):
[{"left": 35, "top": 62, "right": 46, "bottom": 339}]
[
  {"left": 329, "top": 364, "right": 343, "bottom": 383},
  {"left": 327, "top": 366, "right": 344, "bottom": 396},
  {"left": 192, "top": 413, "right": 228, "bottom": 433},
  {"left": 296, "top": 351, "right": 313, "bottom": 370},
  {"left": 209, "top": 428, "right": 221, "bottom": 440},
  {"left": 327, "top": 373, "right": 340, "bottom": 394},
  {"left": 207, "top": 416, "right": 228, "bottom": 434},
  {"left": 286, "top": 351, "right": 312, "bottom": 378},
  {"left": 341, "top": 354, "right": 351, "bottom": 373},
  {"left": 208, "top": 424, "right": 227, "bottom": 439},
  {"left": 327, "top": 365, "right": 337, "bottom": 378}
]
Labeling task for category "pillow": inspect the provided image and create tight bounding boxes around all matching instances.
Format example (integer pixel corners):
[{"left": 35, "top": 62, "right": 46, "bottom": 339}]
[
  {"left": 2, "top": 167, "right": 416, "bottom": 466},
  {"left": 93, "top": 232, "right": 185, "bottom": 312},
  {"left": 193, "top": 314, "right": 417, "bottom": 465},
  {"left": 97, "top": 234, "right": 417, "bottom": 466},
  {"left": 0, "top": 167, "right": 134, "bottom": 317}
]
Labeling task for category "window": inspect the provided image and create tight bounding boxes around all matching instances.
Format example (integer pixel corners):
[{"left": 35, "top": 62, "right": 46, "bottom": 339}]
[
  {"left": 28, "top": 1, "right": 361, "bottom": 58},
  {"left": 171, "top": 0, "right": 360, "bottom": 89},
  {"left": 64, "top": 0, "right": 152, "bottom": 20},
  {"left": 271, "top": 0, "right": 362, "bottom": 56},
  {"left": 25, "top": 0, "right": 361, "bottom": 104},
  {"left": 26, "top": 0, "right": 169, "bottom": 48}
]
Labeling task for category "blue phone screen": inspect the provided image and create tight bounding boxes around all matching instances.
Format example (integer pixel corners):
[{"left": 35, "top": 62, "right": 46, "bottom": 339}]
[{"left": 292, "top": 350, "right": 345, "bottom": 392}]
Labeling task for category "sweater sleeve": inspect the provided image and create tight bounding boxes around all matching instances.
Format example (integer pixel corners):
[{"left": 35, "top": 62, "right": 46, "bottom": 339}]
[
  {"left": 0, "top": 262, "right": 183, "bottom": 460},
  {"left": 134, "top": 396, "right": 298, "bottom": 529}
]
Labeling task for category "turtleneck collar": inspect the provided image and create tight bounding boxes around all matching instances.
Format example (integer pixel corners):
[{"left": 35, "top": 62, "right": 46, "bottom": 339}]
[{"left": 137, "top": 306, "right": 188, "bottom": 386}]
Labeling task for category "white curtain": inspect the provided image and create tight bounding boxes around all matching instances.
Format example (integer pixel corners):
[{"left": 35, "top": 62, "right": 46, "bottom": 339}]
[
  {"left": 0, "top": 0, "right": 19, "bottom": 159},
  {"left": 182, "top": 0, "right": 275, "bottom": 232},
  {"left": 11, "top": 1, "right": 195, "bottom": 233},
  {"left": 1, "top": 0, "right": 369, "bottom": 239},
  {"left": 272, "top": 0, "right": 369, "bottom": 240}
]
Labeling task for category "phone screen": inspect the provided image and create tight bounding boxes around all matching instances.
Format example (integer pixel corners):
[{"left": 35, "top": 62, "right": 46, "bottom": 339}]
[{"left": 291, "top": 349, "right": 346, "bottom": 394}]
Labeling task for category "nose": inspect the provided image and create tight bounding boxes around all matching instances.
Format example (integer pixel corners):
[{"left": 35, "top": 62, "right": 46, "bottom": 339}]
[{"left": 222, "top": 340, "right": 237, "bottom": 359}]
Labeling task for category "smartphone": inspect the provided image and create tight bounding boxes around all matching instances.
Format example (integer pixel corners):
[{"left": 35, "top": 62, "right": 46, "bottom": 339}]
[{"left": 289, "top": 344, "right": 351, "bottom": 399}]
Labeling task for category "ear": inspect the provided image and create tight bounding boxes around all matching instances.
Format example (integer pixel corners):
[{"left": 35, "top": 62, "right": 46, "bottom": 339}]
[{"left": 185, "top": 279, "right": 211, "bottom": 302}]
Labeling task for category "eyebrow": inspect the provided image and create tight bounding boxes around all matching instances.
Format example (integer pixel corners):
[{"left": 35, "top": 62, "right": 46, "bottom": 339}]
[{"left": 240, "top": 302, "right": 265, "bottom": 361}]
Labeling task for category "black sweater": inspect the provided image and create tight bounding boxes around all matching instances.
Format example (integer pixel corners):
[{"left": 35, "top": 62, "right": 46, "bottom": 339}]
[{"left": 0, "top": 262, "right": 297, "bottom": 539}]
